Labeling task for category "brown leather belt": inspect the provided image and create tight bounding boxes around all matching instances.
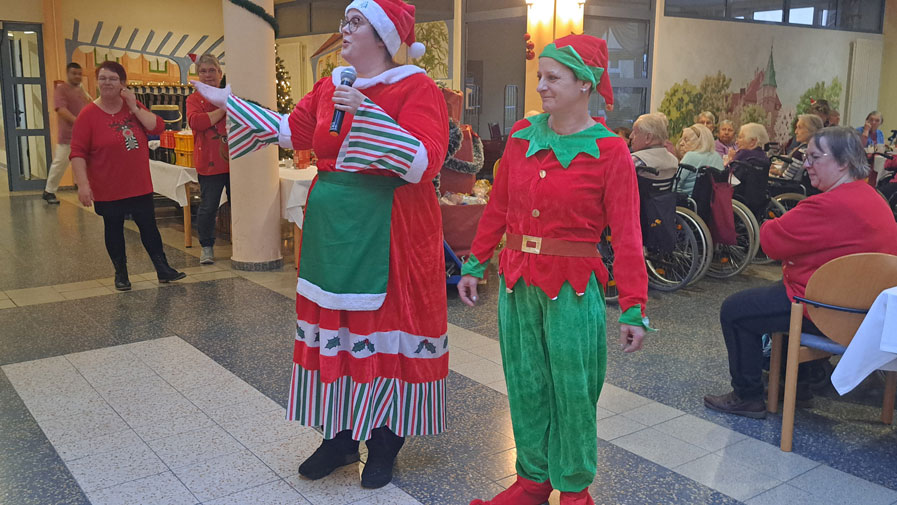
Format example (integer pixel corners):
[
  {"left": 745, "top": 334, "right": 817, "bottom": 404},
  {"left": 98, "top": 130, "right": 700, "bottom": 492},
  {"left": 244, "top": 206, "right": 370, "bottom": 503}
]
[{"left": 506, "top": 233, "right": 601, "bottom": 258}]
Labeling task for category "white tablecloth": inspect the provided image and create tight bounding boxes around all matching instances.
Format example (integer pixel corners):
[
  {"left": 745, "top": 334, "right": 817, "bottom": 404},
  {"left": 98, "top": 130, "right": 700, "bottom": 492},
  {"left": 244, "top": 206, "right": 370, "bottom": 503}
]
[
  {"left": 831, "top": 286, "right": 897, "bottom": 395},
  {"left": 279, "top": 166, "right": 317, "bottom": 226},
  {"left": 149, "top": 160, "right": 197, "bottom": 206}
]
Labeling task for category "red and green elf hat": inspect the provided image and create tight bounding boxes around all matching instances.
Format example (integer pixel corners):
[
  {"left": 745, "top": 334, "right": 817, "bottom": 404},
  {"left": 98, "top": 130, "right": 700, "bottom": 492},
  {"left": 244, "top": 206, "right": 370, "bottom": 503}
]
[{"left": 540, "top": 34, "right": 613, "bottom": 106}]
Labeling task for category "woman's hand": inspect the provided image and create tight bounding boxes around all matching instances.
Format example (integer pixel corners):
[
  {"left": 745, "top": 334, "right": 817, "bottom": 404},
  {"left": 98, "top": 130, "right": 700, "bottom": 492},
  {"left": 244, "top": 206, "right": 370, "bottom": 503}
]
[
  {"left": 619, "top": 324, "right": 646, "bottom": 353},
  {"left": 190, "top": 80, "right": 231, "bottom": 109},
  {"left": 457, "top": 275, "right": 480, "bottom": 307},
  {"left": 77, "top": 183, "right": 94, "bottom": 207},
  {"left": 332, "top": 85, "right": 365, "bottom": 115},
  {"left": 121, "top": 88, "right": 138, "bottom": 112}
]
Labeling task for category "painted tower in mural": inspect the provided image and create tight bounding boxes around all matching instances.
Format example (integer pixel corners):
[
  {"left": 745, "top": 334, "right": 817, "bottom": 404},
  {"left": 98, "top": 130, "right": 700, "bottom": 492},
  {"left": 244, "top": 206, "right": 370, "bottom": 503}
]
[{"left": 729, "top": 47, "right": 782, "bottom": 140}]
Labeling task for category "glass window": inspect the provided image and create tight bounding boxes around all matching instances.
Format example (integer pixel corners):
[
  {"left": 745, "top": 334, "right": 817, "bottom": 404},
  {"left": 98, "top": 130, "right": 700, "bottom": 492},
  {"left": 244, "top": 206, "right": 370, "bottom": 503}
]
[
  {"left": 590, "top": 87, "right": 647, "bottom": 129},
  {"left": 729, "top": 0, "right": 784, "bottom": 21},
  {"left": 503, "top": 85, "right": 519, "bottom": 135},
  {"left": 584, "top": 18, "right": 649, "bottom": 80},
  {"left": 665, "top": 0, "right": 883, "bottom": 32},
  {"left": 665, "top": 0, "right": 726, "bottom": 18}
]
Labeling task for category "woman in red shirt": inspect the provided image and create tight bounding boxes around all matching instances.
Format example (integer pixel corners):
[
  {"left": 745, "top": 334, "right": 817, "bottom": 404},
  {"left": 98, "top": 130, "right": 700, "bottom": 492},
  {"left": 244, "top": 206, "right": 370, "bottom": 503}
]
[
  {"left": 186, "top": 54, "right": 229, "bottom": 265},
  {"left": 704, "top": 127, "right": 897, "bottom": 418},
  {"left": 70, "top": 61, "right": 186, "bottom": 291}
]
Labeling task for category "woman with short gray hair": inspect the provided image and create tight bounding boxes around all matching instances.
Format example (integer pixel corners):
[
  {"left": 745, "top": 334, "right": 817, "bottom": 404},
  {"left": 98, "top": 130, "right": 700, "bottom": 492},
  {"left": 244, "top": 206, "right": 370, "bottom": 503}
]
[
  {"left": 704, "top": 126, "right": 897, "bottom": 418},
  {"left": 727, "top": 122, "right": 769, "bottom": 167},
  {"left": 773, "top": 114, "right": 824, "bottom": 180}
]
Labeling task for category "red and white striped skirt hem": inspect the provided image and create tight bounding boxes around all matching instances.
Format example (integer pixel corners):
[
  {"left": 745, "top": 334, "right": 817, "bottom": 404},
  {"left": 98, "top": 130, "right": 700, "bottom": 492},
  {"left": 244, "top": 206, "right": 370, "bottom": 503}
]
[{"left": 286, "top": 364, "right": 446, "bottom": 441}]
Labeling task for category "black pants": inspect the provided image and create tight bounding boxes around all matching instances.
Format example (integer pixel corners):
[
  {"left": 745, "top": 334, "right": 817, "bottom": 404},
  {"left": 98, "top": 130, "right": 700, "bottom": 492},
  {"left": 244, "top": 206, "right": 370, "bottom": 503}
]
[
  {"left": 720, "top": 281, "right": 821, "bottom": 400},
  {"left": 96, "top": 194, "right": 164, "bottom": 263},
  {"left": 197, "top": 173, "right": 231, "bottom": 248}
]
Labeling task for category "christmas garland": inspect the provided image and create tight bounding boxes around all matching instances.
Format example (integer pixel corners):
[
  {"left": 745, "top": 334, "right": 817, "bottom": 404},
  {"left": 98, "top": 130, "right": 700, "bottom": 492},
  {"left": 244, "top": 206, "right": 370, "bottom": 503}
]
[
  {"left": 442, "top": 120, "right": 485, "bottom": 174},
  {"left": 228, "top": 0, "right": 279, "bottom": 37}
]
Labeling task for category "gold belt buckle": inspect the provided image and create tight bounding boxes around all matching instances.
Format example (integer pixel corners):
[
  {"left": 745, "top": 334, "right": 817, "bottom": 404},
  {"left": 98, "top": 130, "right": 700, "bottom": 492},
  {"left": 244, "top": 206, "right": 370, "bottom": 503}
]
[{"left": 520, "top": 235, "right": 542, "bottom": 254}]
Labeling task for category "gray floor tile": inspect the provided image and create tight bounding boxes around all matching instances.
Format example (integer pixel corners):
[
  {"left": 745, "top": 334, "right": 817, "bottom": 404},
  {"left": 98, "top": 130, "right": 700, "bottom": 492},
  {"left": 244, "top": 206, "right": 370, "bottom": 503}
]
[
  {"left": 654, "top": 414, "right": 748, "bottom": 452},
  {"left": 173, "top": 448, "right": 279, "bottom": 502},
  {"left": 204, "top": 479, "right": 310, "bottom": 505},
  {"left": 744, "top": 484, "right": 828, "bottom": 505},
  {"left": 85, "top": 471, "right": 198, "bottom": 505},
  {"left": 787, "top": 465, "right": 897, "bottom": 505},
  {"left": 674, "top": 453, "right": 782, "bottom": 501},
  {"left": 715, "top": 437, "right": 819, "bottom": 481},
  {"left": 65, "top": 441, "right": 168, "bottom": 492},
  {"left": 146, "top": 425, "right": 244, "bottom": 470},
  {"left": 612, "top": 428, "right": 710, "bottom": 468},
  {"left": 620, "top": 401, "right": 685, "bottom": 426},
  {"left": 596, "top": 414, "right": 648, "bottom": 441}
]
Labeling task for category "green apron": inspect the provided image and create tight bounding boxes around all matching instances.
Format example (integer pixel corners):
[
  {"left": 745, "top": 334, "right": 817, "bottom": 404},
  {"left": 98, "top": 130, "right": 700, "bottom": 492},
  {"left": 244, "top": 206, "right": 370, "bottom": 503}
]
[{"left": 297, "top": 170, "right": 406, "bottom": 311}]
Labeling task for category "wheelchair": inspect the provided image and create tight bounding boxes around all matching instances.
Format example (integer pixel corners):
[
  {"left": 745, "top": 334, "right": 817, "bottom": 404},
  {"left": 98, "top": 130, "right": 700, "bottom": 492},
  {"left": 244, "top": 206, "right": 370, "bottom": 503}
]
[
  {"left": 599, "top": 166, "right": 707, "bottom": 303},
  {"left": 768, "top": 154, "right": 815, "bottom": 212},
  {"left": 729, "top": 159, "right": 787, "bottom": 264},
  {"left": 676, "top": 164, "right": 759, "bottom": 279}
]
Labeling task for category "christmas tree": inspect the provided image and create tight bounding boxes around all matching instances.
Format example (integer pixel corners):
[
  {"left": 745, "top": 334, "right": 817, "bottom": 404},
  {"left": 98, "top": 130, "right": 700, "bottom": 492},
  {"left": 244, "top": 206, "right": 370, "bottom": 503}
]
[{"left": 275, "top": 45, "right": 294, "bottom": 160}]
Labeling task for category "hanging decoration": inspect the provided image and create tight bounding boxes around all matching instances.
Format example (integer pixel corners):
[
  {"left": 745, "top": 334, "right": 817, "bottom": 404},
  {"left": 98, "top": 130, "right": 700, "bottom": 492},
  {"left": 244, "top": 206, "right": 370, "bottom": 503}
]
[{"left": 227, "top": 0, "right": 279, "bottom": 36}]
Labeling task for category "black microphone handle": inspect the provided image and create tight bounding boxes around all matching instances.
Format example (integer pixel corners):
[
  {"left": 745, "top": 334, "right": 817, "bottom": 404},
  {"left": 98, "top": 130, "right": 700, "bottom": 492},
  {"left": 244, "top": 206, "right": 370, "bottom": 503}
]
[{"left": 330, "top": 109, "right": 346, "bottom": 135}]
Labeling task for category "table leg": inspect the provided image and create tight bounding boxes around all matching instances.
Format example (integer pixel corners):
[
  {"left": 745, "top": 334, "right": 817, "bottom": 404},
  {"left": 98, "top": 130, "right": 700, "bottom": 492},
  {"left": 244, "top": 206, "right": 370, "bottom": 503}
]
[{"left": 184, "top": 187, "right": 193, "bottom": 248}]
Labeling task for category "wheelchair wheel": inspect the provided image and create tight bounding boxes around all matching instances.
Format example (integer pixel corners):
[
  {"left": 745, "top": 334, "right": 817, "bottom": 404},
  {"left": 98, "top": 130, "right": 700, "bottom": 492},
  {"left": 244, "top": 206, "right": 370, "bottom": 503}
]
[
  {"left": 597, "top": 227, "right": 618, "bottom": 304},
  {"left": 752, "top": 198, "right": 787, "bottom": 264},
  {"left": 675, "top": 207, "right": 712, "bottom": 285},
  {"left": 774, "top": 192, "right": 805, "bottom": 212},
  {"left": 707, "top": 200, "right": 759, "bottom": 278},
  {"left": 645, "top": 212, "right": 700, "bottom": 292}
]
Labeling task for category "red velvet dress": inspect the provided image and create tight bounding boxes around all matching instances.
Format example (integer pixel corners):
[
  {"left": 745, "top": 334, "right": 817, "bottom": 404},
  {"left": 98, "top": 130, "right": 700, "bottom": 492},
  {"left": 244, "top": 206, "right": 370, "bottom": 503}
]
[{"left": 283, "top": 66, "right": 449, "bottom": 440}]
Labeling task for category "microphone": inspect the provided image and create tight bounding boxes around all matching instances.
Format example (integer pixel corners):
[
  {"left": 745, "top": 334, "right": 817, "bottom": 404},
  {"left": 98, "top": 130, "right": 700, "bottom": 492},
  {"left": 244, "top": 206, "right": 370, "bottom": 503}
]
[{"left": 330, "top": 68, "right": 357, "bottom": 136}]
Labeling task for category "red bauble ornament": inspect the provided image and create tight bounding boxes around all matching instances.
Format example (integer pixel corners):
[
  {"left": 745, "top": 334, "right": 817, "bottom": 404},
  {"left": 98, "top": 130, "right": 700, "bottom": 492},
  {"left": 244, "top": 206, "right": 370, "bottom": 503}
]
[
  {"left": 526, "top": 41, "right": 535, "bottom": 50},
  {"left": 524, "top": 33, "right": 531, "bottom": 41},
  {"left": 526, "top": 50, "right": 536, "bottom": 60}
]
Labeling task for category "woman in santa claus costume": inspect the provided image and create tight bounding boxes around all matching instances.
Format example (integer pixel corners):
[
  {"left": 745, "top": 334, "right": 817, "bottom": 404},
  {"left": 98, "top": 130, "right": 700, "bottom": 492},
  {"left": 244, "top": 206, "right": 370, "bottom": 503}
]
[
  {"left": 457, "top": 34, "right": 652, "bottom": 505},
  {"left": 192, "top": 0, "right": 448, "bottom": 489}
]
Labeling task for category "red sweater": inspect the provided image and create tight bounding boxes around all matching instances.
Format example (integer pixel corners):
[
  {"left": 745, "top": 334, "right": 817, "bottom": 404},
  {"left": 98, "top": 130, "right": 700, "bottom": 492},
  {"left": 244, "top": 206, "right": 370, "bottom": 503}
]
[
  {"left": 70, "top": 102, "right": 164, "bottom": 202},
  {"left": 761, "top": 180, "right": 897, "bottom": 304},
  {"left": 186, "top": 92, "right": 229, "bottom": 176},
  {"left": 468, "top": 118, "right": 648, "bottom": 314}
]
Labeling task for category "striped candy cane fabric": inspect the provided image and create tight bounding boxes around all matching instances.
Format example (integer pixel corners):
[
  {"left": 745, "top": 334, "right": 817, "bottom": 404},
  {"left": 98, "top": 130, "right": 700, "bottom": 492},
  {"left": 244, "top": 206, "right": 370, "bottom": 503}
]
[
  {"left": 336, "top": 98, "right": 428, "bottom": 183},
  {"left": 225, "top": 95, "right": 283, "bottom": 159},
  {"left": 287, "top": 364, "right": 446, "bottom": 441}
]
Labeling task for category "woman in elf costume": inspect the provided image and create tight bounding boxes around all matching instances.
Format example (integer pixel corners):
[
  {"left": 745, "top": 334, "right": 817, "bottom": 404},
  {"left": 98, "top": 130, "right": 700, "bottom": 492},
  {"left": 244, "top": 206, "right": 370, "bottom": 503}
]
[
  {"left": 457, "top": 34, "right": 651, "bottom": 505},
  {"left": 192, "top": 0, "right": 448, "bottom": 489}
]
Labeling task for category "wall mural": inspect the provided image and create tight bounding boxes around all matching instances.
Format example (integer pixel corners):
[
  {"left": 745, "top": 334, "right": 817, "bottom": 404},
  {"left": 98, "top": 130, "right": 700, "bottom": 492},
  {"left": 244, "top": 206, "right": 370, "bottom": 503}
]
[{"left": 658, "top": 47, "right": 841, "bottom": 144}]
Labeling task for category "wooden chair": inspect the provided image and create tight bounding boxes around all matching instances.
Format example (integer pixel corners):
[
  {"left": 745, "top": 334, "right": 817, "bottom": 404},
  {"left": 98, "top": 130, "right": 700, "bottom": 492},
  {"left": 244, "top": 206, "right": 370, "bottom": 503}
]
[
  {"left": 767, "top": 252, "right": 897, "bottom": 451},
  {"left": 492, "top": 157, "right": 501, "bottom": 180}
]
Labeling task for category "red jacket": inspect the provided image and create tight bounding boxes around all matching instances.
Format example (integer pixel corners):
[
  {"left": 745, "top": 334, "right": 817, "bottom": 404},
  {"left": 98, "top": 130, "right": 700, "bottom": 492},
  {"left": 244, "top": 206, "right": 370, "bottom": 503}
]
[
  {"left": 467, "top": 117, "right": 648, "bottom": 315},
  {"left": 186, "top": 92, "right": 229, "bottom": 176},
  {"left": 761, "top": 180, "right": 897, "bottom": 304}
]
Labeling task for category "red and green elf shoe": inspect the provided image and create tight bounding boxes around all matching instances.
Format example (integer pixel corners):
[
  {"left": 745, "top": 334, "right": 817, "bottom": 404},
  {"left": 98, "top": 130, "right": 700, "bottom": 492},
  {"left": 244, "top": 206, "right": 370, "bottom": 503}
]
[
  {"left": 469, "top": 476, "right": 553, "bottom": 505},
  {"left": 559, "top": 488, "right": 594, "bottom": 505}
]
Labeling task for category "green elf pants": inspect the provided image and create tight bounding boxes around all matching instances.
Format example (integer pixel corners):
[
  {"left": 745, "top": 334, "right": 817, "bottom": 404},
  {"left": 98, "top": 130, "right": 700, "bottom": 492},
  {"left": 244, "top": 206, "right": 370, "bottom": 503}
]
[{"left": 498, "top": 273, "right": 607, "bottom": 492}]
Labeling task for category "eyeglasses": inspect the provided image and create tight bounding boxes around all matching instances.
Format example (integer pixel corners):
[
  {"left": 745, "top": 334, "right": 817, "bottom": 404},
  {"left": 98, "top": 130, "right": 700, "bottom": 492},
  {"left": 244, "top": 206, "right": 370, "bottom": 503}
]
[
  {"left": 339, "top": 16, "right": 365, "bottom": 34},
  {"left": 804, "top": 152, "right": 830, "bottom": 166}
]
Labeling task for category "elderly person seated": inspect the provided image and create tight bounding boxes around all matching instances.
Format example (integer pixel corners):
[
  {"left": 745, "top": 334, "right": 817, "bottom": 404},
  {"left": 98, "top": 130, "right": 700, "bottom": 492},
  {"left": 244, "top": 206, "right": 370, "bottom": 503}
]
[
  {"left": 704, "top": 127, "right": 897, "bottom": 417},
  {"left": 676, "top": 124, "right": 724, "bottom": 195},
  {"left": 696, "top": 111, "right": 716, "bottom": 135},
  {"left": 858, "top": 110, "right": 884, "bottom": 147},
  {"left": 726, "top": 122, "right": 769, "bottom": 167},
  {"left": 771, "top": 114, "right": 824, "bottom": 180},
  {"left": 715, "top": 120, "right": 736, "bottom": 158},
  {"left": 630, "top": 113, "right": 679, "bottom": 181}
]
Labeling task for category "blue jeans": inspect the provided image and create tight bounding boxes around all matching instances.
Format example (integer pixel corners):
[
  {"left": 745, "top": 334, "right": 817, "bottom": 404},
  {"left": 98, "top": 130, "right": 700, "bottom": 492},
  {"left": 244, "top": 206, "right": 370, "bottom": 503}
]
[{"left": 197, "top": 173, "right": 231, "bottom": 248}]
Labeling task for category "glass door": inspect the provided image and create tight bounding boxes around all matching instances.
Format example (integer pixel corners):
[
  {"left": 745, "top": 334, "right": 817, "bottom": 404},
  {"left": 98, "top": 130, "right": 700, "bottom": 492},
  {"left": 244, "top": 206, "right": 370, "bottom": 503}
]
[{"left": 0, "top": 22, "right": 52, "bottom": 191}]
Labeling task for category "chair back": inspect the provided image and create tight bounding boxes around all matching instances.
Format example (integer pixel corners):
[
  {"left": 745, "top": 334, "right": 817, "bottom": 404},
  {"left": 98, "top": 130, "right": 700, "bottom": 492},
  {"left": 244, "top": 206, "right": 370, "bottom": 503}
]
[
  {"left": 803, "top": 253, "right": 897, "bottom": 346},
  {"left": 488, "top": 123, "right": 502, "bottom": 141}
]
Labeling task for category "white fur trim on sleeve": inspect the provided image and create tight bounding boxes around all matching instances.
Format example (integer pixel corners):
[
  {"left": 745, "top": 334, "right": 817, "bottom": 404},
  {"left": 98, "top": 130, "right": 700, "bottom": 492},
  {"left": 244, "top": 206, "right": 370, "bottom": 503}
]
[{"left": 278, "top": 113, "right": 292, "bottom": 149}]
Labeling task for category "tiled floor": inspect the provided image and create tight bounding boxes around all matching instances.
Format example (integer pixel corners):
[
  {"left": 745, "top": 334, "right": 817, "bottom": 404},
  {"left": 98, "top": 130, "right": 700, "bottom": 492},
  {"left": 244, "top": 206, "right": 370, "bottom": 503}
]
[{"left": 1, "top": 189, "right": 896, "bottom": 505}]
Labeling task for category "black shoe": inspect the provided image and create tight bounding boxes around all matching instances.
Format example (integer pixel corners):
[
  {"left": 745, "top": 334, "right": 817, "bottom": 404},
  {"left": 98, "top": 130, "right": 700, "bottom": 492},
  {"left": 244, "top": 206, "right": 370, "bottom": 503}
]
[
  {"left": 112, "top": 259, "right": 131, "bottom": 291},
  {"left": 150, "top": 253, "right": 186, "bottom": 283},
  {"left": 298, "top": 431, "right": 360, "bottom": 480},
  {"left": 42, "top": 191, "right": 60, "bottom": 204},
  {"left": 361, "top": 427, "right": 405, "bottom": 489},
  {"left": 703, "top": 391, "right": 767, "bottom": 419}
]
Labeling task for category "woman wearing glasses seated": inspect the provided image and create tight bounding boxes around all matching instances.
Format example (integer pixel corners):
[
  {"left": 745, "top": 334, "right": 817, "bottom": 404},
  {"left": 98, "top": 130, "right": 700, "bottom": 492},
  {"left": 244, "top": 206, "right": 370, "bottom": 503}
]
[
  {"left": 192, "top": 0, "right": 449, "bottom": 489},
  {"left": 704, "top": 127, "right": 897, "bottom": 418},
  {"left": 770, "top": 114, "right": 823, "bottom": 180}
]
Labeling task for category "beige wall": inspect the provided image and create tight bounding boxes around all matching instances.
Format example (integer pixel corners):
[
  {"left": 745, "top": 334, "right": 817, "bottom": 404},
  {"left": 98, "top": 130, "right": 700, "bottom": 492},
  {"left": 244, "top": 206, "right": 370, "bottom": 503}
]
[
  {"left": 879, "top": 0, "right": 897, "bottom": 136},
  {"left": 0, "top": 0, "right": 44, "bottom": 22},
  {"left": 467, "top": 17, "right": 527, "bottom": 136}
]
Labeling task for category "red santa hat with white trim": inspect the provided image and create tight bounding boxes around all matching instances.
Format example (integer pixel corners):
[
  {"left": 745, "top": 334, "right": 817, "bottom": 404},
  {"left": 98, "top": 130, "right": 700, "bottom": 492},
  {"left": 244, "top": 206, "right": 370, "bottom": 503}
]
[{"left": 345, "top": 0, "right": 426, "bottom": 59}]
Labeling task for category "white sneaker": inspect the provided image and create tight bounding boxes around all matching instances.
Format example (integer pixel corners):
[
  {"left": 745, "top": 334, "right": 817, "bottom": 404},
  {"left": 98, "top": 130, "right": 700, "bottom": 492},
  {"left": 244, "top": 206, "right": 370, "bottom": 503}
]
[{"left": 200, "top": 246, "right": 215, "bottom": 264}]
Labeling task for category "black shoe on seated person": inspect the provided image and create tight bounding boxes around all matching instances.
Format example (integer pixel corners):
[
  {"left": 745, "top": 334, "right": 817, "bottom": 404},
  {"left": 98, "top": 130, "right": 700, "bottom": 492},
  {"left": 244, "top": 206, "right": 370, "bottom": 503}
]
[{"left": 703, "top": 391, "right": 767, "bottom": 419}]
